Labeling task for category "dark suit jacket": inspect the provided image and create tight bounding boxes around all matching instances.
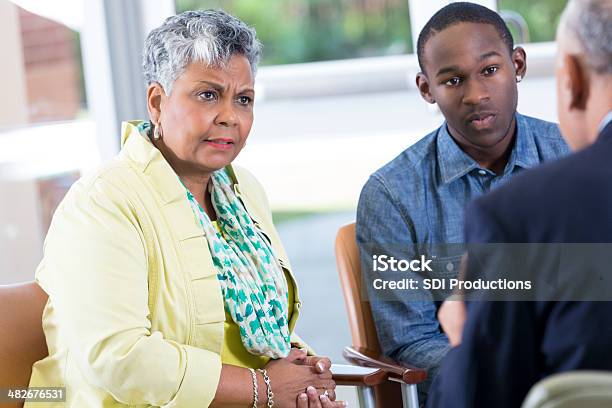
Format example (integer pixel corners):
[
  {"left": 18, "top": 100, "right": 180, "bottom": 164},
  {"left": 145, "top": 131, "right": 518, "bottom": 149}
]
[{"left": 428, "top": 122, "right": 612, "bottom": 408}]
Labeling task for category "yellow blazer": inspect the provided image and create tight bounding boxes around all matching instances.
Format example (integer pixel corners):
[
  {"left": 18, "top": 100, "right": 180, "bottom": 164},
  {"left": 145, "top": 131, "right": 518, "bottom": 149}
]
[{"left": 27, "top": 121, "right": 306, "bottom": 408}]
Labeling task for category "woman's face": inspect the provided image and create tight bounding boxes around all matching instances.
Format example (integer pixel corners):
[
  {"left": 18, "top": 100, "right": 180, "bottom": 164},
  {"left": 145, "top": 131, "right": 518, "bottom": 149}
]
[{"left": 151, "top": 54, "right": 255, "bottom": 176}]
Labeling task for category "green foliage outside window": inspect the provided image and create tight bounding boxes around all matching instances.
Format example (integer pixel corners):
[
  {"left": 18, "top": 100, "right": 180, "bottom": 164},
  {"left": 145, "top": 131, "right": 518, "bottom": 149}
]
[
  {"left": 176, "top": 0, "right": 412, "bottom": 65},
  {"left": 499, "top": 0, "right": 568, "bottom": 43},
  {"left": 175, "top": 0, "right": 567, "bottom": 66}
]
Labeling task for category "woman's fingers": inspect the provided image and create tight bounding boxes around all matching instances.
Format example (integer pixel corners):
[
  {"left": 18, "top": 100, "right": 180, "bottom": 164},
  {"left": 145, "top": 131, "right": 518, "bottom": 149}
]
[
  {"left": 313, "top": 377, "right": 336, "bottom": 390},
  {"left": 300, "top": 384, "right": 345, "bottom": 407},
  {"left": 316, "top": 370, "right": 333, "bottom": 380},
  {"left": 286, "top": 347, "right": 308, "bottom": 363},
  {"left": 320, "top": 394, "right": 347, "bottom": 408},
  {"left": 296, "top": 391, "right": 346, "bottom": 408},
  {"left": 297, "top": 393, "right": 308, "bottom": 408},
  {"left": 304, "top": 356, "right": 332, "bottom": 373},
  {"left": 306, "top": 386, "right": 322, "bottom": 408},
  {"left": 297, "top": 392, "right": 309, "bottom": 408}
]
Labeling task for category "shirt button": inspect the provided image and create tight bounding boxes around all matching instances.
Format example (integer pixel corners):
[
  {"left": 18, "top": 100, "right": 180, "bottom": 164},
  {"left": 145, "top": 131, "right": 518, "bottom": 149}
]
[{"left": 478, "top": 170, "right": 487, "bottom": 176}]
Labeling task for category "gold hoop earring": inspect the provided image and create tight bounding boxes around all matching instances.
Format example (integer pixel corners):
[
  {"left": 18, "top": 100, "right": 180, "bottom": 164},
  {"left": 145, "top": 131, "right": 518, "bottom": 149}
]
[{"left": 153, "top": 123, "right": 163, "bottom": 140}]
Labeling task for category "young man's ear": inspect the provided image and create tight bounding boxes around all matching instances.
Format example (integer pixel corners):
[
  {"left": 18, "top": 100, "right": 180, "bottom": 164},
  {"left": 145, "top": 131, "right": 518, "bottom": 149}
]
[
  {"left": 147, "top": 83, "right": 165, "bottom": 123},
  {"left": 416, "top": 73, "right": 436, "bottom": 104},
  {"left": 511, "top": 46, "right": 527, "bottom": 80}
]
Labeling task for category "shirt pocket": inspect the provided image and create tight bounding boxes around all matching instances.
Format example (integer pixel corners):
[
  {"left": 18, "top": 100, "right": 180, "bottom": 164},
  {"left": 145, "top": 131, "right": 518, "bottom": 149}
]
[
  {"left": 190, "top": 276, "right": 225, "bottom": 351},
  {"left": 421, "top": 253, "right": 464, "bottom": 301},
  {"left": 179, "top": 235, "right": 226, "bottom": 350},
  {"left": 180, "top": 234, "right": 217, "bottom": 280},
  {"left": 426, "top": 254, "right": 463, "bottom": 280}
]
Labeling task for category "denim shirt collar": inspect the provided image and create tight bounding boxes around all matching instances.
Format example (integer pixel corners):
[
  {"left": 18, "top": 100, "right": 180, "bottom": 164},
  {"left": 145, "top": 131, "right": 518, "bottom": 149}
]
[{"left": 437, "top": 113, "right": 540, "bottom": 185}]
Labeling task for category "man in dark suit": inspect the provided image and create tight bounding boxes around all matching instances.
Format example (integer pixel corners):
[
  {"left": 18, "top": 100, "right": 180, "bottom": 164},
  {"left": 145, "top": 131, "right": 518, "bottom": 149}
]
[{"left": 428, "top": 0, "right": 612, "bottom": 407}]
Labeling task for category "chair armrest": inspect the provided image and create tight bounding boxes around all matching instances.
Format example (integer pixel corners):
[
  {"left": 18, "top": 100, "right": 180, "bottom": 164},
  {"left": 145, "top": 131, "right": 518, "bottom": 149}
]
[
  {"left": 330, "top": 364, "right": 388, "bottom": 387},
  {"left": 342, "top": 346, "right": 427, "bottom": 385}
]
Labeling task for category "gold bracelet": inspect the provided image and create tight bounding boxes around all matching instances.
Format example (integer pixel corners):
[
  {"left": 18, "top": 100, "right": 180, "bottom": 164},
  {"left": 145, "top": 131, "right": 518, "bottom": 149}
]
[
  {"left": 248, "top": 368, "right": 258, "bottom": 408},
  {"left": 257, "top": 368, "right": 274, "bottom": 407}
]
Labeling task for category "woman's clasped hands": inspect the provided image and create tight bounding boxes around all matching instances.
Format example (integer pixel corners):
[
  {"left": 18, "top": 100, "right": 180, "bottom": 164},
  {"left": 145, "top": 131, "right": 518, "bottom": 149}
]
[{"left": 265, "top": 348, "right": 347, "bottom": 408}]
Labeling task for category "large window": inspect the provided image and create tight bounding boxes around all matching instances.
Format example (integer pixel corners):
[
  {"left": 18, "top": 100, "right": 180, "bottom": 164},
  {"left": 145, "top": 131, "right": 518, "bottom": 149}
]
[
  {"left": 176, "top": 0, "right": 412, "bottom": 65},
  {"left": 499, "top": 0, "right": 568, "bottom": 43},
  {"left": 176, "top": 1, "right": 570, "bottom": 67},
  {"left": 0, "top": 0, "right": 92, "bottom": 285},
  {"left": 2, "top": 1, "right": 87, "bottom": 128}
]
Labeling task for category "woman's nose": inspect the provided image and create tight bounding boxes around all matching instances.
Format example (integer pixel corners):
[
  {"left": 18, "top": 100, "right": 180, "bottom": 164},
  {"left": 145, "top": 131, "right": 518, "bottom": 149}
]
[{"left": 215, "top": 99, "right": 238, "bottom": 127}]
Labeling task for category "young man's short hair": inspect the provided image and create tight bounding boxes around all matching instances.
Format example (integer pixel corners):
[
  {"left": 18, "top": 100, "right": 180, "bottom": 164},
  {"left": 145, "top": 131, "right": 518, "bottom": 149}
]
[{"left": 417, "top": 2, "right": 514, "bottom": 73}]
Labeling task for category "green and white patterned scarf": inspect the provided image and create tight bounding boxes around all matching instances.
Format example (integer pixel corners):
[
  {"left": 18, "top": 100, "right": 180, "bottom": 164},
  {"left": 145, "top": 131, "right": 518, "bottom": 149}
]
[{"left": 184, "top": 168, "right": 291, "bottom": 358}]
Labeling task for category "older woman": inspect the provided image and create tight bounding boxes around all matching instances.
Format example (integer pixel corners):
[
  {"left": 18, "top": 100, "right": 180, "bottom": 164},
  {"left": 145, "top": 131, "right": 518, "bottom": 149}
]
[{"left": 26, "top": 10, "right": 344, "bottom": 408}]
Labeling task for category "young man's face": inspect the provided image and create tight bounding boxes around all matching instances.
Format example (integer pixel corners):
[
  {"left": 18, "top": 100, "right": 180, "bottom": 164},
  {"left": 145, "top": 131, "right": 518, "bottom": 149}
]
[{"left": 417, "top": 22, "right": 526, "bottom": 149}]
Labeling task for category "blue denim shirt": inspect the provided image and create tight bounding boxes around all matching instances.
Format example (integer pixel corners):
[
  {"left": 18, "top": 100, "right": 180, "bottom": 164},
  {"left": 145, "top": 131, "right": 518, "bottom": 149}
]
[{"left": 356, "top": 113, "right": 569, "bottom": 397}]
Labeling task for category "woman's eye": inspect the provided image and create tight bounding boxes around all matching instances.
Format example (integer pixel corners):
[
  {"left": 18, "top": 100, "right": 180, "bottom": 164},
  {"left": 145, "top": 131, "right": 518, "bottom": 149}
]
[
  {"left": 445, "top": 77, "right": 462, "bottom": 87},
  {"left": 237, "top": 96, "right": 252, "bottom": 106},
  {"left": 484, "top": 66, "right": 499, "bottom": 75},
  {"left": 198, "top": 91, "right": 217, "bottom": 101}
]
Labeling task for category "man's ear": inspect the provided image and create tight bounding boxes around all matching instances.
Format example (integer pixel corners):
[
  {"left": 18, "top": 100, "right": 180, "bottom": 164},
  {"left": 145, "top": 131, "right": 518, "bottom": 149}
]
[
  {"left": 512, "top": 46, "right": 527, "bottom": 79},
  {"left": 564, "top": 54, "right": 589, "bottom": 110},
  {"left": 147, "top": 83, "right": 165, "bottom": 124},
  {"left": 416, "top": 72, "right": 436, "bottom": 104}
]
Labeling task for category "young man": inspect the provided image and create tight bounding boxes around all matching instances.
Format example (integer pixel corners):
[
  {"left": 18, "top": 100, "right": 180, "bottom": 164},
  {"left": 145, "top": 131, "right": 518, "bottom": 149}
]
[
  {"left": 356, "top": 2, "right": 569, "bottom": 399},
  {"left": 429, "top": 0, "right": 612, "bottom": 406}
]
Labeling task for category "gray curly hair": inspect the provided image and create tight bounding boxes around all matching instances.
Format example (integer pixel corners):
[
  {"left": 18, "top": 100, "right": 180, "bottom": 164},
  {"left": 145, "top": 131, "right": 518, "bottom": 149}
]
[
  {"left": 142, "top": 9, "right": 262, "bottom": 94},
  {"left": 560, "top": 0, "right": 612, "bottom": 75}
]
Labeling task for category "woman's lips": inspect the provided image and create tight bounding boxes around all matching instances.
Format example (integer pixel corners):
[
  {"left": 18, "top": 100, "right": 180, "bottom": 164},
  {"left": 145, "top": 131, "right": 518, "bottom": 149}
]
[
  {"left": 204, "top": 139, "right": 234, "bottom": 150},
  {"left": 468, "top": 114, "right": 496, "bottom": 130}
]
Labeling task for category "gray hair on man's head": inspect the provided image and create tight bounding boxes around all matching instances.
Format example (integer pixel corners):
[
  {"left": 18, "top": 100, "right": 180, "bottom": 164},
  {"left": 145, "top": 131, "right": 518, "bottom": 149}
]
[
  {"left": 143, "top": 9, "right": 261, "bottom": 94},
  {"left": 560, "top": 0, "right": 612, "bottom": 74}
]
